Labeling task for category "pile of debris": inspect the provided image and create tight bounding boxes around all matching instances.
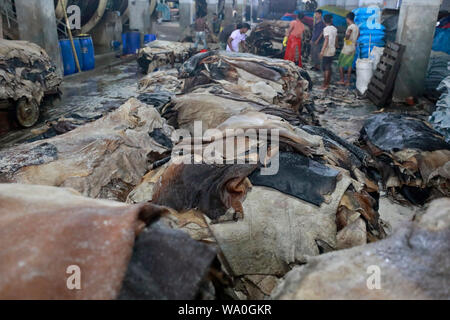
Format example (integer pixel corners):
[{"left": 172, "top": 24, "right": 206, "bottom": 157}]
[
  {"left": 358, "top": 113, "right": 450, "bottom": 205},
  {"left": 137, "top": 40, "right": 193, "bottom": 74}
]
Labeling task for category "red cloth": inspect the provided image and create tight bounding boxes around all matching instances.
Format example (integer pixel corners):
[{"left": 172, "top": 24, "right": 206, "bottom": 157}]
[{"left": 284, "top": 35, "right": 302, "bottom": 67}]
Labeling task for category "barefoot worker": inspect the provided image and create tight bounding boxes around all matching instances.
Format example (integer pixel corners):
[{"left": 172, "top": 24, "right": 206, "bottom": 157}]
[
  {"left": 338, "top": 12, "right": 359, "bottom": 86},
  {"left": 320, "top": 14, "right": 338, "bottom": 90},
  {"left": 284, "top": 13, "right": 306, "bottom": 67}
]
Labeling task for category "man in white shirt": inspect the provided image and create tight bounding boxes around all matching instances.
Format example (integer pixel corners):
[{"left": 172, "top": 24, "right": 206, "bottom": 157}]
[
  {"left": 338, "top": 12, "right": 360, "bottom": 86},
  {"left": 227, "top": 23, "right": 250, "bottom": 53},
  {"left": 320, "top": 14, "right": 338, "bottom": 90}
]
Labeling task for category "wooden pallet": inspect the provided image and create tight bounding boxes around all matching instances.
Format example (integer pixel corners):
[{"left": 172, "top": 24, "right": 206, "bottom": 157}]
[{"left": 367, "top": 41, "right": 406, "bottom": 108}]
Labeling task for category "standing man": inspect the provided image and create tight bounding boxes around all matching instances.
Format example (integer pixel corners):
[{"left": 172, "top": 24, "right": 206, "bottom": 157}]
[
  {"left": 194, "top": 15, "right": 209, "bottom": 51},
  {"left": 284, "top": 13, "right": 306, "bottom": 67},
  {"left": 320, "top": 14, "right": 338, "bottom": 90},
  {"left": 338, "top": 12, "right": 359, "bottom": 86},
  {"left": 310, "top": 9, "right": 325, "bottom": 71},
  {"left": 227, "top": 23, "right": 250, "bottom": 53}
]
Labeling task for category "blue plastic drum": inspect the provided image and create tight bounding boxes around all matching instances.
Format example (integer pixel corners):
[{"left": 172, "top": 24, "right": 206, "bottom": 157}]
[
  {"left": 127, "top": 31, "right": 141, "bottom": 54},
  {"left": 79, "top": 35, "right": 95, "bottom": 71},
  {"left": 144, "top": 34, "right": 157, "bottom": 44},
  {"left": 59, "top": 39, "right": 76, "bottom": 76}
]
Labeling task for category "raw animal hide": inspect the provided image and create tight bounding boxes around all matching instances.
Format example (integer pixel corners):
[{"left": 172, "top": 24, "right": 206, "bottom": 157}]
[
  {"left": 0, "top": 99, "right": 174, "bottom": 201},
  {"left": 137, "top": 40, "right": 192, "bottom": 74},
  {"left": 0, "top": 39, "right": 61, "bottom": 105},
  {"left": 359, "top": 113, "right": 450, "bottom": 204},
  {"left": 272, "top": 198, "right": 450, "bottom": 300},
  {"left": 0, "top": 184, "right": 168, "bottom": 300}
]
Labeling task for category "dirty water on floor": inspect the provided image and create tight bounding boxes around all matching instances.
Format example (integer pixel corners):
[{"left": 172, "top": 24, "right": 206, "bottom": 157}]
[{"left": 0, "top": 61, "right": 142, "bottom": 149}]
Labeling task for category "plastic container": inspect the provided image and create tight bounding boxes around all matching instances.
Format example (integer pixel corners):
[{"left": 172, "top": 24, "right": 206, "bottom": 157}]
[
  {"left": 356, "top": 58, "right": 374, "bottom": 94},
  {"left": 122, "top": 33, "right": 128, "bottom": 55},
  {"left": 59, "top": 39, "right": 76, "bottom": 76},
  {"left": 144, "top": 34, "right": 157, "bottom": 44},
  {"left": 369, "top": 46, "right": 385, "bottom": 71},
  {"left": 127, "top": 31, "right": 141, "bottom": 54},
  {"left": 79, "top": 35, "right": 95, "bottom": 71}
]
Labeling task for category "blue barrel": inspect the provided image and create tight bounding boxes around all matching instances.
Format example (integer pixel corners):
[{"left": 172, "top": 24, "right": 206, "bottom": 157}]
[
  {"left": 122, "top": 33, "right": 128, "bottom": 54},
  {"left": 59, "top": 39, "right": 76, "bottom": 76},
  {"left": 127, "top": 31, "right": 141, "bottom": 54},
  {"left": 79, "top": 35, "right": 95, "bottom": 71},
  {"left": 144, "top": 34, "right": 157, "bottom": 44},
  {"left": 72, "top": 38, "right": 84, "bottom": 71}
]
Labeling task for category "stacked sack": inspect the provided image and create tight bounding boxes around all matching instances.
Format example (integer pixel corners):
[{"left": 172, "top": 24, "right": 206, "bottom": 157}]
[{"left": 353, "top": 7, "right": 386, "bottom": 64}]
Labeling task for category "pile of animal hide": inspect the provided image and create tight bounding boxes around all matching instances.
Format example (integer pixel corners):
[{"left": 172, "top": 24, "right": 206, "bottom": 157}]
[
  {"left": 247, "top": 20, "right": 311, "bottom": 59},
  {"left": 0, "top": 98, "right": 174, "bottom": 202},
  {"left": 358, "top": 113, "right": 450, "bottom": 205},
  {"left": 128, "top": 105, "right": 386, "bottom": 298},
  {"left": 137, "top": 40, "right": 193, "bottom": 74},
  {"left": 160, "top": 85, "right": 316, "bottom": 133},
  {"left": 272, "top": 198, "right": 450, "bottom": 300},
  {"left": 179, "top": 51, "right": 312, "bottom": 111},
  {"left": 247, "top": 20, "right": 290, "bottom": 58},
  {"left": 0, "top": 39, "right": 62, "bottom": 104},
  {"left": 137, "top": 69, "right": 184, "bottom": 112},
  {"left": 0, "top": 184, "right": 216, "bottom": 300}
]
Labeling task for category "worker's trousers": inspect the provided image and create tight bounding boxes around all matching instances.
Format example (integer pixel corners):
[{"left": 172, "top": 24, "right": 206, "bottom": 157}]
[
  {"left": 284, "top": 35, "right": 302, "bottom": 68},
  {"left": 194, "top": 31, "right": 208, "bottom": 50}
]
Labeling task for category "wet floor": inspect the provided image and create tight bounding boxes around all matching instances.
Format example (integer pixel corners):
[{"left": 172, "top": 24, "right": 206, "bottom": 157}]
[{"left": 0, "top": 61, "right": 143, "bottom": 149}]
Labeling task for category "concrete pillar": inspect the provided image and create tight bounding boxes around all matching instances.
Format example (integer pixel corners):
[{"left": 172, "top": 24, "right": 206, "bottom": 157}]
[
  {"left": 180, "top": 0, "right": 195, "bottom": 29},
  {"left": 207, "top": 0, "right": 219, "bottom": 16},
  {"left": 224, "top": 0, "right": 234, "bottom": 23},
  {"left": 15, "top": 0, "right": 62, "bottom": 73},
  {"left": 393, "top": 0, "right": 441, "bottom": 101},
  {"left": 236, "top": 0, "right": 245, "bottom": 19},
  {"left": 128, "top": 0, "right": 153, "bottom": 34},
  {"left": 91, "top": 11, "right": 123, "bottom": 47},
  {"left": 0, "top": 12, "right": 3, "bottom": 39}
]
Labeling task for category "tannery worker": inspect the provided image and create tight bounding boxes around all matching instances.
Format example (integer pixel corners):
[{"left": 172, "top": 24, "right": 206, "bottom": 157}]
[
  {"left": 219, "top": 22, "right": 237, "bottom": 50},
  {"left": 284, "top": 13, "right": 306, "bottom": 67},
  {"left": 338, "top": 12, "right": 360, "bottom": 86},
  {"left": 310, "top": 9, "right": 326, "bottom": 71},
  {"left": 194, "top": 15, "right": 210, "bottom": 50},
  {"left": 320, "top": 14, "right": 338, "bottom": 90},
  {"left": 227, "top": 23, "right": 250, "bottom": 53}
]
